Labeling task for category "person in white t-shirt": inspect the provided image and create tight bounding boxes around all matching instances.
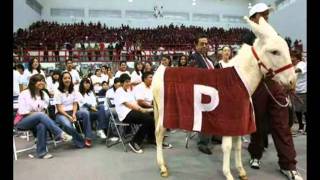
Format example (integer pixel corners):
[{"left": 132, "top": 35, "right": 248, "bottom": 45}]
[
  {"left": 107, "top": 66, "right": 115, "bottom": 87},
  {"left": 15, "top": 64, "right": 28, "bottom": 92},
  {"left": 114, "top": 73, "right": 156, "bottom": 153},
  {"left": 46, "top": 70, "right": 60, "bottom": 97},
  {"left": 106, "top": 78, "right": 121, "bottom": 100},
  {"left": 130, "top": 61, "right": 144, "bottom": 87},
  {"left": 115, "top": 61, "right": 130, "bottom": 78},
  {"left": 54, "top": 71, "right": 89, "bottom": 148},
  {"left": 13, "top": 69, "right": 21, "bottom": 99},
  {"left": 133, "top": 72, "right": 154, "bottom": 108},
  {"left": 23, "top": 58, "right": 46, "bottom": 84},
  {"left": 218, "top": 46, "right": 234, "bottom": 68},
  {"left": 291, "top": 51, "right": 307, "bottom": 134},
  {"left": 78, "top": 78, "right": 109, "bottom": 139},
  {"left": 64, "top": 59, "right": 81, "bottom": 91},
  {"left": 15, "top": 74, "right": 72, "bottom": 159},
  {"left": 91, "top": 68, "right": 108, "bottom": 94},
  {"left": 101, "top": 65, "right": 109, "bottom": 80}
]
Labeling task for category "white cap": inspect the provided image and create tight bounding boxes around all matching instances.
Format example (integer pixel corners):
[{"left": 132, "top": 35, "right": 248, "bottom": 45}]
[{"left": 249, "top": 3, "right": 271, "bottom": 17}]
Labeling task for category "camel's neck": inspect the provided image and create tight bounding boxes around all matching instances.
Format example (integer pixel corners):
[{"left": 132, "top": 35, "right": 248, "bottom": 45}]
[{"left": 232, "top": 44, "right": 263, "bottom": 96}]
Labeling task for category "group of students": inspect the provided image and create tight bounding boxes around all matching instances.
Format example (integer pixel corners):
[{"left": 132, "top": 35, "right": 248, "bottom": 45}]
[{"left": 13, "top": 55, "right": 179, "bottom": 158}]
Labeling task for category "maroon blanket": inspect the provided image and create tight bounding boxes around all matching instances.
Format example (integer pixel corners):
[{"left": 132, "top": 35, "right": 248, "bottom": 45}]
[{"left": 162, "top": 67, "right": 256, "bottom": 136}]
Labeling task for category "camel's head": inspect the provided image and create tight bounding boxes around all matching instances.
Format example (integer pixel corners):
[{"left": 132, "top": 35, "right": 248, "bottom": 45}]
[{"left": 244, "top": 16, "right": 296, "bottom": 90}]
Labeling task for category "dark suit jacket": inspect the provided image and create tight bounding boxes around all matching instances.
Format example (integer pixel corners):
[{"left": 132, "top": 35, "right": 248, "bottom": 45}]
[{"left": 188, "top": 52, "right": 219, "bottom": 69}]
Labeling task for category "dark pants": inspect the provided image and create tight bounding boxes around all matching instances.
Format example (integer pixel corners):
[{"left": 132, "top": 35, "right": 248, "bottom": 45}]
[
  {"left": 122, "top": 110, "right": 155, "bottom": 145},
  {"left": 248, "top": 80, "right": 297, "bottom": 170}
]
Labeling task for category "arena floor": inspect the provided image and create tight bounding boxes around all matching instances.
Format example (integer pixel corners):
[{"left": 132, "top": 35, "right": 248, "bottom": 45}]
[{"left": 13, "top": 127, "right": 306, "bottom": 180}]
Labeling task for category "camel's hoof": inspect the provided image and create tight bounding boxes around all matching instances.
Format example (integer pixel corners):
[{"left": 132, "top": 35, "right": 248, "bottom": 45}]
[
  {"left": 160, "top": 171, "right": 169, "bottom": 177},
  {"left": 239, "top": 175, "right": 248, "bottom": 180}
]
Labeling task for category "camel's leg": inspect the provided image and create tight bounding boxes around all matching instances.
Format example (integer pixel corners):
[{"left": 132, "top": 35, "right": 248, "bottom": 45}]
[
  {"left": 222, "top": 136, "right": 234, "bottom": 180},
  {"left": 233, "top": 136, "right": 248, "bottom": 180},
  {"left": 153, "top": 101, "right": 168, "bottom": 177}
]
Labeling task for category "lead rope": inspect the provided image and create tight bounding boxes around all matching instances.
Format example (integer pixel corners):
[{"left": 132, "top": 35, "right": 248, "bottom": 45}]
[{"left": 263, "top": 82, "right": 289, "bottom": 107}]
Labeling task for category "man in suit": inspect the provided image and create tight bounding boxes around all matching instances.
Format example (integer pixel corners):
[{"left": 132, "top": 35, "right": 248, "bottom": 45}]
[{"left": 188, "top": 34, "right": 220, "bottom": 155}]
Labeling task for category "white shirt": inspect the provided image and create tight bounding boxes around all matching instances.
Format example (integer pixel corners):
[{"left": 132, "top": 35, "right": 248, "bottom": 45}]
[
  {"left": 130, "top": 71, "right": 142, "bottom": 85},
  {"left": 23, "top": 69, "right": 46, "bottom": 84},
  {"left": 65, "top": 69, "right": 81, "bottom": 84},
  {"left": 115, "top": 70, "right": 130, "bottom": 78},
  {"left": 133, "top": 83, "right": 153, "bottom": 106},
  {"left": 18, "top": 89, "right": 49, "bottom": 115},
  {"left": 79, "top": 91, "right": 97, "bottom": 107},
  {"left": 13, "top": 70, "right": 20, "bottom": 97},
  {"left": 106, "top": 88, "right": 116, "bottom": 99},
  {"left": 91, "top": 75, "right": 108, "bottom": 93},
  {"left": 18, "top": 72, "right": 29, "bottom": 87},
  {"left": 295, "top": 61, "right": 307, "bottom": 93},
  {"left": 114, "top": 87, "right": 136, "bottom": 121},
  {"left": 219, "top": 60, "right": 234, "bottom": 68},
  {"left": 108, "top": 77, "right": 115, "bottom": 87},
  {"left": 46, "top": 76, "right": 59, "bottom": 95},
  {"left": 54, "top": 89, "right": 80, "bottom": 112}
]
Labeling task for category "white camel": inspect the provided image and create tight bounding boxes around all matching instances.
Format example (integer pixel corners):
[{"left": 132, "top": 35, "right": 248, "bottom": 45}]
[{"left": 151, "top": 16, "right": 296, "bottom": 180}]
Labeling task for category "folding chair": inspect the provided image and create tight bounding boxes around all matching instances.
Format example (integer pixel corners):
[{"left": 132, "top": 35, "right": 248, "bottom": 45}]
[{"left": 105, "top": 97, "right": 134, "bottom": 152}]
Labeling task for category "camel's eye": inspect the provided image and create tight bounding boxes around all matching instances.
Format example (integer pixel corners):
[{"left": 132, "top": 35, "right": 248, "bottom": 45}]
[{"left": 270, "top": 50, "right": 280, "bottom": 56}]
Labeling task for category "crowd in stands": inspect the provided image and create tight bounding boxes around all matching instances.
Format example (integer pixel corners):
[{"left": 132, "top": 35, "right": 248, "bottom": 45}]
[{"left": 13, "top": 20, "right": 252, "bottom": 51}]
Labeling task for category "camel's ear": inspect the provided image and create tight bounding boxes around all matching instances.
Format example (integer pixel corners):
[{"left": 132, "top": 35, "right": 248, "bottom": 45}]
[
  {"left": 243, "top": 16, "right": 266, "bottom": 40},
  {"left": 258, "top": 17, "right": 278, "bottom": 37}
]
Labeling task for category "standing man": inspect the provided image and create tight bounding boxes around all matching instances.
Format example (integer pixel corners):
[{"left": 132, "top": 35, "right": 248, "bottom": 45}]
[
  {"left": 188, "top": 34, "right": 220, "bottom": 155},
  {"left": 244, "top": 3, "right": 303, "bottom": 180}
]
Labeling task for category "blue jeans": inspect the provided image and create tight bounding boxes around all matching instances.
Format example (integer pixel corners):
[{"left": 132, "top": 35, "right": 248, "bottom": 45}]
[
  {"left": 80, "top": 104, "right": 110, "bottom": 130},
  {"left": 15, "top": 112, "right": 63, "bottom": 158},
  {"left": 55, "top": 110, "right": 91, "bottom": 147}
]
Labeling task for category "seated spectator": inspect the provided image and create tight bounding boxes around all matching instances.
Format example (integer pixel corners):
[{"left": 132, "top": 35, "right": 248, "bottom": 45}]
[
  {"left": 23, "top": 58, "right": 46, "bottom": 84},
  {"left": 115, "top": 61, "right": 130, "bottom": 78},
  {"left": 130, "top": 61, "right": 144, "bottom": 87},
  {"left": 98, "top": 81, "right": 109, "bottom": 97},
  {"left": 64, "top": 59, "right": 81, "bottom": 91},
  {"left": 114, "top": 74, "right": 171, "bottom": 153},
  {"left": 13, "top": 67, "right": 20, "bottom": 100},
  {"left": 78, "top": 78, "right": 109, "bottom": 139},
  {"left": 114, "top": 74, "right": 154, "bottom": 153},
  {"left": 15, "top": 64, "right": 28, "bottom": 92},
  {"left": 54, "top": 72, "right": 90, "bottom": 148},
  {"left": 101, "top": 65, "right": 109, "bottom": 81},
  {"left": 91, "top": 68, "right": 108, "bottom": 94},
  {"left": 133, "top": 72, "right": 154, "bottom": 109},
  {"left": 46, "top": 70, "right": 60, "bottom": 97},
  {"left": 14, "top": 74, "right": 72, "bottom": 159},
  {"left": 143, "top": 62, "right": 154, "bottom": 73},
  {"left": 177, "top": 55, "right": 188, "bottom": 67},
  {"left": 107, "top": 66, "right": 115, "bottom": 87},
  {"left": 106, "top": 77, "right": 121, "bottom": 100},
  {"left": 217, "top": 46, "right": 233, "bottom": 68}
]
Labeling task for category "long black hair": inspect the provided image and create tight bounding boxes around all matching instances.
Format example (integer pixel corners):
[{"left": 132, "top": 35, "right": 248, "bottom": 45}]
[
  {"left": 134, "top": 61, "right": 144, "bottom": 76},
  {"left": 79, "top": 78, "right": 93, "bottom": 95},
  {"left": 58, "top": 71, "right": 74, "bottom": 93},
  {"left": 28, "top": 74, "right": 45, "bottom": 100},
  {"left": 28, "top": 57, "right": 41, "bottom": 74},
  {"left": 178, "top": 55, "right": 189, "bottom": 67},
  {"left": 51, "top": 70, "right": 61, "bottom": 84}
]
